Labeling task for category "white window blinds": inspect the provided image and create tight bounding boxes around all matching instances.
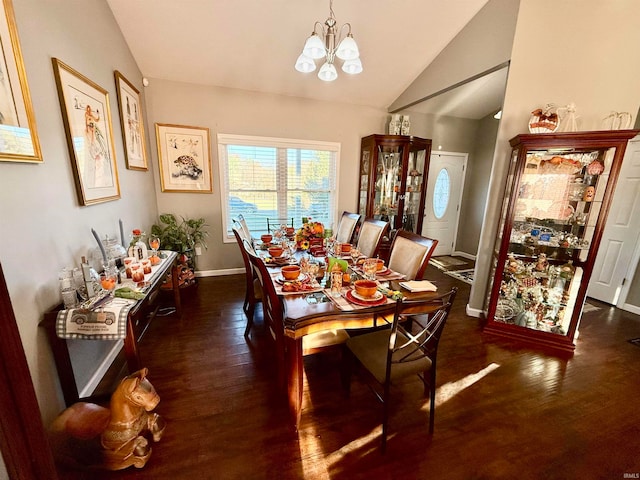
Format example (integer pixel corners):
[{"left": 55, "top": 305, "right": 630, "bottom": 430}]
[{"left": 218, "top": 134, "right": 339, "bottom": 240}]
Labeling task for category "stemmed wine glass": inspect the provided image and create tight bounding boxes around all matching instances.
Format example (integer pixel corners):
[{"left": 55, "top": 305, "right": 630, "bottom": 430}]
[
  {"left": 100, "top": 264, "right": 118, "bottom": 297},
  {"left": 149, "top": 234, "right": 160, "bottom": 255},
  {"left": 350, "top": 247, "right": 360, "bottom": 265}
]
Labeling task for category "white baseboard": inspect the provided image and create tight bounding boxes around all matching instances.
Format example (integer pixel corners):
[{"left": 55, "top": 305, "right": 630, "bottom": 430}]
[
  {"left": 453, "top": 251, "right": 476, "bottom": 261},
  {"left": 196, "top": 268, "right": 244, "bottom": 277},
  {"left": 79, "top": 341, "right": 122, "bottom": 398},
  {"left": 466, "top": 303, "right": 485, "bottom": 318}
]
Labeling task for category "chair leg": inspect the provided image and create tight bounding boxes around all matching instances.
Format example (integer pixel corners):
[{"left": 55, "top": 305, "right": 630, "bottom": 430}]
[
  {"left": 243, "top": 297, "right": 256, "bottom": 337},
  {"left": 428, "top": 370, "right": 436, "bottom": 435},
  {"left": 381, "top": 383, "right": 390, "bottom": 453}
]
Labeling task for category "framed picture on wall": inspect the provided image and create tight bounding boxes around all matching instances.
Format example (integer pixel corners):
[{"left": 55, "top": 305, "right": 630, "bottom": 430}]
[
  {"left": 114, "top": 70, "right": 148, "bottom": 170},
  {"left": 0, "top": 0, "right": 42, "bottom": 163},
  {"left": 155, "top": 123, "right": 212, "bottom": 193},
  {"left": 52, "top": 58, "right": 120, "bottom": 205}
]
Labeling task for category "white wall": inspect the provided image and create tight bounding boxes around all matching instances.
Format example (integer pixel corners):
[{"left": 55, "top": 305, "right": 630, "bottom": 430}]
[
  {"left": 144, "top": 79, "right": 386, "bottom": 272},
  {"left": 0, "top": 0, "right": 155, "bottom": 423},
  {"left": 469, "top": 0, "right": 640, "bottom": 312}
]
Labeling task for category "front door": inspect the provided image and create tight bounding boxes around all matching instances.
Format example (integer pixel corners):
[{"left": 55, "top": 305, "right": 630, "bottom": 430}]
[
  {"left": 421, "top": 152, "right": 467, "bottom": 256},
  {"left": 588, "top": 136, "right": 640, "bottom": 306}
]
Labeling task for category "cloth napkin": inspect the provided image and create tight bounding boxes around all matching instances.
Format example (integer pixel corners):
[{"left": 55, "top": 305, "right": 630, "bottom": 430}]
[{"left": 399, "top": 280, "right": 438, "bottom": 292}]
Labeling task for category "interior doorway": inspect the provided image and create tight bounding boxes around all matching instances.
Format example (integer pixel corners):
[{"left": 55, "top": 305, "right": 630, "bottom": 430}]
[
  {"left": 588, "top": 135, "right": 640, "bottom": 312},
  {"left": 421, "top": 151, "right": 467, "bottom": 256}
]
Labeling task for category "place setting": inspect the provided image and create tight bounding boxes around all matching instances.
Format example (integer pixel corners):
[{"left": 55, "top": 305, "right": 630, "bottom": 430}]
[{"left": 271, "top": 264, "right": 324, "bottom": 295}]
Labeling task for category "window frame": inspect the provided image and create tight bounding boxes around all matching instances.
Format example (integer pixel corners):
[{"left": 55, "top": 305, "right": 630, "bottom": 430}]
[{"left": 217, "top": 133, "right": 341, "bottom": 243}]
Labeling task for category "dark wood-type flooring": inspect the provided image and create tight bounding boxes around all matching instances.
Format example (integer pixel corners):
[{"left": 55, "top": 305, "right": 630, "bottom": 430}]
[{"left": 55, "top": 259, "right": 640, "bottom": 480}]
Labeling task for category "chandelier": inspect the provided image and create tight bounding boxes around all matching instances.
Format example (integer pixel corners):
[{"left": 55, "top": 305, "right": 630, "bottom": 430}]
[{"left": 294, "top": 0, "right": 362, "bottom": 82}]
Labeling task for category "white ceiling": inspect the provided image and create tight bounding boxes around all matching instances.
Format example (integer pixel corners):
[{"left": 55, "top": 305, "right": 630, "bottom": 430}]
[{"left": 106, "top": 0, "right": 490, "bottom": 112}]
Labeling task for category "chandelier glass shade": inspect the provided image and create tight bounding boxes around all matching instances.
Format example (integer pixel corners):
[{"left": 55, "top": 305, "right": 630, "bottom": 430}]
[{"left": 294, "top": 0, "right": 362, "bottom": 82}]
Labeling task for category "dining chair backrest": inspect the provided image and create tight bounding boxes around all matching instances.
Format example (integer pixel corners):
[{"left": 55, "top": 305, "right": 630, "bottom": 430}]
[
  {"left": 246, "top": 247, "right": 286, "bottom": 386},
  {"left": 335, "top": 211, "right": 361, "bottom": 244},
  {"left": 387, "top": 230, "right": 438, "bottom": 281},
  {"left": 356, "top": 218, "right": 389, "bottom": 258},
  {"left": 266, "top": 217, "right": 294, "bottom": 234},
  {"left": 232, "top": 227, "right": 262, "bottom": 336},
  {"left": 233, "top": 214, "right": 251, "bottom": 241},
  {"left": 387, "top": 288, "right": 457, "bottom": 380}
]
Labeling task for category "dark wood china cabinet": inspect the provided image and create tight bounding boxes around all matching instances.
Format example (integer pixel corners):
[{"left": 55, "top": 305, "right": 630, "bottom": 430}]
[
  {"left": 484, "top": 130, "right": 639, "bottom": 353},
  {"left": 357, "top": 134, "right": 432, "bottom": 235}
]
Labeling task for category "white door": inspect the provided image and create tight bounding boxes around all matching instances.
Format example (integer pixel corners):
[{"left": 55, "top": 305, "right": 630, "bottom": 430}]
[
  {"left": 421, "top": 152, "right": 467, "bottom": 256},
  {"left": 588, "top": 137, "right": 640, "bottom": 305}
]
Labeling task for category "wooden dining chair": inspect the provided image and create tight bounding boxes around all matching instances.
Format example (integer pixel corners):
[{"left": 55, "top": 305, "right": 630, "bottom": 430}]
[
  {"left": 387, "top": 230, "right": 438, "bottom": 281},
  {"left": 246, "top": 247, "right": 287, "bottom": 387},
  {"left": 356, "top": 218, "right": 389, "bottom": 258},
  {"left": 335, "top": 211, "right": 361, "bottom": 244},
  {"left": 247, "top": 247, "right": 349, "bottom": 388},
  {"left": 343, "top": 287, "right": 458, "bottom": 452},
  {"left": 232, "top": 227, "right": 262, "bottom": 336}
]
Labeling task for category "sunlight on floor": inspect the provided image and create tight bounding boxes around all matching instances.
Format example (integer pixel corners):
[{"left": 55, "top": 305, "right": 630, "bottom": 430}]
[
  {"left": 429, "top": 362, "right": 501, "bottom": 409},
  {"left": 298, "top": 363, "right": 501, "bottom": 478}
]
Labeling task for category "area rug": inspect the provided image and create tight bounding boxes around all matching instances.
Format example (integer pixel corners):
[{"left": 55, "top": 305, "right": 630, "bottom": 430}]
[
  {"left": 444, "top": 268, "right": 474, "bottom": 285},
  {"left": 582, "top": 303, "right": 600, "bottom": 313},
  {"left": 430, "top": 256, "right": 468, "bottom": 270}
]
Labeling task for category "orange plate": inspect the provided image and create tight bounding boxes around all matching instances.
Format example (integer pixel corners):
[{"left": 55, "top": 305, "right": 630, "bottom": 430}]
[{"left": 344, "top": 289, "right": 387, "bottom": 307}]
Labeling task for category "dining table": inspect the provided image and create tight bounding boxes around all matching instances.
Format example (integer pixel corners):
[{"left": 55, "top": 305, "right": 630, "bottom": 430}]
[{"left": 262, "top": 246, "right": 442, "bottom": 429}]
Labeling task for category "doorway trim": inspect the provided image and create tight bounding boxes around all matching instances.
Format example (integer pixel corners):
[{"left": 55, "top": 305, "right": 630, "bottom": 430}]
[{"left": 423, "top": 150, "right": 468, "bottom": 256}]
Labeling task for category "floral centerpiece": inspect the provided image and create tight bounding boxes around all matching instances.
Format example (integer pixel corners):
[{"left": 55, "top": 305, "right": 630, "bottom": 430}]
[{"left": 295, "top": 220, "right": 324, "bottom": 250}]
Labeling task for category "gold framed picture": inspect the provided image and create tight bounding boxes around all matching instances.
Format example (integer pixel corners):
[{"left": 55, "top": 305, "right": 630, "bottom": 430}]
[
  {"left": 155, "top": 123, "right": 212, "bottom": 193},
  {"left": 52, "top": 58, "right": 120, "bottom": 205},
  {"left": 114, "top": 70, "right": 148, "bottom": 170},
  {"left": 0, "top": 0, "right": 42, "bottom": 162}
]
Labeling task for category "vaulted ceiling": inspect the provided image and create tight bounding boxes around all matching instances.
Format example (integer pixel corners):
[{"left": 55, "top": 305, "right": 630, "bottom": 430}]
[{"left": 106, "top": 0, "right": 490, "bottom": 112}]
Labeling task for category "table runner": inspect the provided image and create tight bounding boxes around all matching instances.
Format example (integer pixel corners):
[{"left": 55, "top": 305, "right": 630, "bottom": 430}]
[{"left": 55, "top": 251, "right": 176, "bottom": 340}]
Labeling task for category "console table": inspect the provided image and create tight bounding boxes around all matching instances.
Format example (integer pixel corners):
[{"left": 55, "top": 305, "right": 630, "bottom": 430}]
[{"left": 41, "top": 252, "right": 182, "bottom": 406}]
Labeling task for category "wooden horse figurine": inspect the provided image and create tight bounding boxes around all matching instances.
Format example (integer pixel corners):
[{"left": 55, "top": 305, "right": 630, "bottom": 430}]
[{"left": 49, "top": 368, "right": 166, "bottom": 471}]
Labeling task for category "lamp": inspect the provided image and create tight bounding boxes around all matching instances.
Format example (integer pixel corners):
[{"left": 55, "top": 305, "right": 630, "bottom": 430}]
[{"left": 294, "top": 0, "right": 362, "bottom": 82}]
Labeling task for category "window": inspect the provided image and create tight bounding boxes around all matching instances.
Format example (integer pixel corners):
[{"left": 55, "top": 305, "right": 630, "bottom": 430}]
[
  {"left": 218, "top": 134, "right": 339, "bottom": 241},
  {"left": 433, "top": 168, "right": 450, "bottom": 219}
]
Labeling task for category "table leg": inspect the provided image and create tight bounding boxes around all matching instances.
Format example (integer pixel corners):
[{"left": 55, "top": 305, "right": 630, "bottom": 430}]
[
  {"left": 285, "top": 335, "right": 303, "bottom": 430},
  {"left": 171, "top": 263, "right": 182, "bottom": 317}
]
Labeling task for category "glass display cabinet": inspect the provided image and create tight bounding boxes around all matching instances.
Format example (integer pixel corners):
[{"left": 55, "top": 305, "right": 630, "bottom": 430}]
[
  {"left": 484, "top": 130, "right": 638, "bottom": 353},
  {"left": 358, "top": 134, "right": 432, "bottom": 234}
]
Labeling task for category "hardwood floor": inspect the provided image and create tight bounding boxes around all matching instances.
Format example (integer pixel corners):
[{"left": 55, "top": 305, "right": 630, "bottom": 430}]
[{"left": 57, "top": 264, "right": 640, "bottom": 480}]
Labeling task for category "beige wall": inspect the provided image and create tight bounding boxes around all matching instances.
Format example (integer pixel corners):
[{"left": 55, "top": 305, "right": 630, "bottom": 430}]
[
  {"left": 457, "top": 113, "right": 500, "bottom": 255},
  {"left": 389, "top": 0, "right": 519, "bottom": 112},
  {"left": 469, "top": 0, "right": 640, "bottom": 312},
  {"left": 0, "top": 0, "right": 154, "bottom": 422},
  {"left": 144, "top": 79, "right": 386, "bottom": 272}
]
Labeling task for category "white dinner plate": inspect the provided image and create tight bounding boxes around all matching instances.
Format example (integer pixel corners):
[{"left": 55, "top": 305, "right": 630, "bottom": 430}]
[
  {"left": 351, "top": 289, "right": 383, "bottom": 302},
  {"left": 275, "top": 273, "right": 308, "bottom": 284}
]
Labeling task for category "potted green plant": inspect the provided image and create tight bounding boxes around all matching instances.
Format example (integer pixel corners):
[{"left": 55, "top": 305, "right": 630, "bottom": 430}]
[{"left": 151, "top": 214, "right": 209, "bottom": 279}]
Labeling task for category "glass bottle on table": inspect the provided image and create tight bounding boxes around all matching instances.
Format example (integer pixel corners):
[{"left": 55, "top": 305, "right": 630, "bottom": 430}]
[{"left": 330, "top": 264, "right": 343, "bottom": 297}]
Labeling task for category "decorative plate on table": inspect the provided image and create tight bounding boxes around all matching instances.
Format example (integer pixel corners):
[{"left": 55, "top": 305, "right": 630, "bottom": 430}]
[
  {"left": 265, "top": 256, "right": 296, "bottom": 266},
  {"left": 345, "top": 289, "right": 387, "bottom": 306},
  {"left": 275, "top": 273, "right": 308, "bottom": 284},
  {"left": 376, "top": 268, "right": 392, "bottom": 276}
]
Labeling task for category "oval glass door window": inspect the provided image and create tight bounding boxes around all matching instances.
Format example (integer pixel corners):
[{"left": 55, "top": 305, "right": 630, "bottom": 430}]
[{"left": 433, "top": 168, "right": 450, "bottom": 219}]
